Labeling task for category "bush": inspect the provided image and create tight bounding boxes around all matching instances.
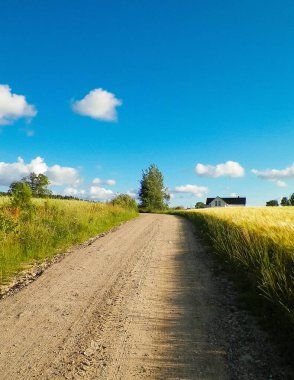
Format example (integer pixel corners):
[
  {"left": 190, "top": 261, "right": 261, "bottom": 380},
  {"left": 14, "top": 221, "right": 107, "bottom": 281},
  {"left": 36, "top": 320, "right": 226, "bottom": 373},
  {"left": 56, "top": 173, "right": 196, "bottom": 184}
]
[
  {"left": 10, "top": 182, "right": 33, "bottom": 210},
  {"left": 110, "top": 194, "right": 138, "bottom": 211},
  {"left": 195, "top": 202, "right": 206, "bottom": 209},
  {"left": 266, "top": 200, "right": 279, "bottom": 206}
]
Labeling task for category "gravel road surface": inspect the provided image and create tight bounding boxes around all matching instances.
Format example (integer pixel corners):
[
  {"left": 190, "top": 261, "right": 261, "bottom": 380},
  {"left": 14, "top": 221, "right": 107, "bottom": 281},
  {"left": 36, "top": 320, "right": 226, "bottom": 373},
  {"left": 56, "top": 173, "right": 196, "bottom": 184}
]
[{"left": 0, "top": 214, "right": 289, "bottom": 379}]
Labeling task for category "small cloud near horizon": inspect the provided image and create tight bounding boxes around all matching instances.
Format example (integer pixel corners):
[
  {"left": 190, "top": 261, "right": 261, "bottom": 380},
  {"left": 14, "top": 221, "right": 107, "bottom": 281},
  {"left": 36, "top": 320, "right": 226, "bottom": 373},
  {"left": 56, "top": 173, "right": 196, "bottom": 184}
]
[
  {"left": 172, "top": 184, "right": 208, "bottom": 198},
  {"left": 63, "top": 187, "right": 86, "bottom": 197},
  {"left": 92, "top": 177, "right": 116, "bottom": 186},
  {"left": 251, "top": 163, "right": 294, "bottom": 188},
  {"left": 89, "top": 185, "right": 114, "bottom": 200},
  {"left": 252, "top": 163, "right": 294, "bottom": 180}
]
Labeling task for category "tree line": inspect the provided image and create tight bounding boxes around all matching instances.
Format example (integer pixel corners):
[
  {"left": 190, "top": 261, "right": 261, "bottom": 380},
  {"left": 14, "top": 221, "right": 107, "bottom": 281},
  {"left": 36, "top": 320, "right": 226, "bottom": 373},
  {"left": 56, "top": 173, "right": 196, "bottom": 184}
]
[
  {"left": 4, "top": 173, "right": 89, "bottom": 210},
  {"left": 266, "top": 193, "right": 294, "bottom": 207},
  {"left": 1, "top": 173, "right": 83, "bottom": 201},
  {"left": 5, "top": 166, "right": 293, "bottom": 210},
  {"left": 3, "top": 164, "right": 170, "bottom": 212}
]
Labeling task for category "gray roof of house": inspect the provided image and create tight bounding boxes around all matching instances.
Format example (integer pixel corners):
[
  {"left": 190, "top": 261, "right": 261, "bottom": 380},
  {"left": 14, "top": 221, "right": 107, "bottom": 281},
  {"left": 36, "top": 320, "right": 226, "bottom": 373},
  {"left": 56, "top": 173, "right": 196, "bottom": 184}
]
[{"left": 206, "top": 197, "right": 246, "bottom": 205}]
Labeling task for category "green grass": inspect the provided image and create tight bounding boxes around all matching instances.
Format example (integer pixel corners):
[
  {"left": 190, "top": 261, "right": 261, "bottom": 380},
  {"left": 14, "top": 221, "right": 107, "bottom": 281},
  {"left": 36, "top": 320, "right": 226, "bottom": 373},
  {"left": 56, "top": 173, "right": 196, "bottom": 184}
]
[
  {"left": 171, "top": 207, "right": 294, "bottom": 328},
  {"left": 0, "top": 198, "right": 138, "bottom": 286}
]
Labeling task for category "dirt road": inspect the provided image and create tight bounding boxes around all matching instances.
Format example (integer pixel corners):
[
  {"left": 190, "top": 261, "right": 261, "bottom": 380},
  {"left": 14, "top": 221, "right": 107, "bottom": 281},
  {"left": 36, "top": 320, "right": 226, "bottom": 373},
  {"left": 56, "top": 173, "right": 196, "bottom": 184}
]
[{"left": 0, "top": 214, "right": 288, "bottom": 379}]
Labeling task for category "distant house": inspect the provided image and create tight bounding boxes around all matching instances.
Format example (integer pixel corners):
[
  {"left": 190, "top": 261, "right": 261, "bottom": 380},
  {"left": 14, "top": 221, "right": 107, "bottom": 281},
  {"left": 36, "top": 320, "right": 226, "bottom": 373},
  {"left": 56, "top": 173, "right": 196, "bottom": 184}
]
[{"left": 206, "top": 196, "right": 246, "bottom": 208}]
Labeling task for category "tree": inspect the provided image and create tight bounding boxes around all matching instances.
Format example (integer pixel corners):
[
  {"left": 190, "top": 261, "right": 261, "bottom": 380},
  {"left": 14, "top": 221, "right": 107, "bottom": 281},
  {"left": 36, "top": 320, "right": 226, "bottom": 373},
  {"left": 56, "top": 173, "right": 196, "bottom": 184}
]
[
  {"left": 139, "top": 164, "right": 170, "bottom": 211},
  {"left": 10, "top": 182, "right": 32, "bottom": 209},
  {"left": 23, "top": 173, "right": 52, "bottom": 197},
  {"left": 289, "top": 193, "right": 294, "bottom": 206},
  {"left": 195, "top": 202, "right": 206, "bottom": 209},
  {"left": 281, "top": 197, "right": 290, "bottom": 206},
  {"left": 266, "top": 200, "right": 279, "bottom": 206},
  {"left": 111, "top": 194, "right": 138, "bottom": 210}
]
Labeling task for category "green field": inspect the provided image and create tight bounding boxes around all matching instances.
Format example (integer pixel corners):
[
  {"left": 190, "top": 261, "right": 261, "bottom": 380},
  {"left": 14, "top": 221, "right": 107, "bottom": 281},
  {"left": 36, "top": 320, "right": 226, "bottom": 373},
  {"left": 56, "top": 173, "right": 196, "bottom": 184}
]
[
  {"left": 172, "top": 207, "right": 294, "bottom": 326},
  {"left": 0, "top": 198, "right": 138, "bottom": 286}
]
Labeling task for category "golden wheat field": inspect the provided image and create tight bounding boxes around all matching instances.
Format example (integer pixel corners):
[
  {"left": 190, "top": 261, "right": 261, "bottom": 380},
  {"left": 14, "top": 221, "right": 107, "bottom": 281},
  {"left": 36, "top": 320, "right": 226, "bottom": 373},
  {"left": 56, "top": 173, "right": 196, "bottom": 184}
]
[
  {"left": 191, "top": 206, "right": 294, "bottom": 249},
  {"left": 174, "top": 206, "right": 294, "bottom": 325}
]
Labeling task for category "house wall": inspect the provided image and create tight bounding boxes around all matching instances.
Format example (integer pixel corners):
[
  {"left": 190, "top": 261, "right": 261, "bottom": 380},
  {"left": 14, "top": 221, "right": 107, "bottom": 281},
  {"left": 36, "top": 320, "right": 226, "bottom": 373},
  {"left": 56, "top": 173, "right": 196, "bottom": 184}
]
[{"left": 209, "top": 197, "right": 227, "bottom": 207}]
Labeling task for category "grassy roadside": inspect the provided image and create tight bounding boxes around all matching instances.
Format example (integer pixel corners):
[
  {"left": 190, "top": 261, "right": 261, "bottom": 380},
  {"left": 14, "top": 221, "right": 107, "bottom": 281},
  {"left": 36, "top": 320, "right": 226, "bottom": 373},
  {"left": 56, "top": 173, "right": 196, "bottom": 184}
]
[
  {"left": 0, "top": 198, "right": 138, "bottom": 286},
  {"left": 169, "top": 207, "right": 294, "bottom": 358}
]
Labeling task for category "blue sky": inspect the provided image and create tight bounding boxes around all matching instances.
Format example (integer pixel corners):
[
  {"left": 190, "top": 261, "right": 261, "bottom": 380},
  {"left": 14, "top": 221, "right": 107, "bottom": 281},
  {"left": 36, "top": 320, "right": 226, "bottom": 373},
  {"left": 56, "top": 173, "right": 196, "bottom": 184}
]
[{"left": 0, "top": 0, "right": 294, "bottom": 206}]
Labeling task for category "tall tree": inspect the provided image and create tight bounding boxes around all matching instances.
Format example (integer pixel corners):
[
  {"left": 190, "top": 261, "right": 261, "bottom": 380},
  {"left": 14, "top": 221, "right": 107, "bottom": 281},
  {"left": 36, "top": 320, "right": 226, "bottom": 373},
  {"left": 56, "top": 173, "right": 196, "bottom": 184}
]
[
  {"left": 23, "top": 173, "right": 52, "bottom": 197},
  {"left": 289, "top": 193, "right": 294, "bottom": 206},
  {"left": 280, "top": 197, "right": 290, "bottom": 206},
  {"left": 139, "top": 164, "right": 170, "bottom": 211}
]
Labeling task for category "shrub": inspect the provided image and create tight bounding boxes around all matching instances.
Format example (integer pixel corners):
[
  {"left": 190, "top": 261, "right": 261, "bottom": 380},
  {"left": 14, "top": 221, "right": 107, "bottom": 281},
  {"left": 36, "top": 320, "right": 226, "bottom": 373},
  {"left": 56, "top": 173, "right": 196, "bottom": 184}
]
[
  {"left": 111, "top": 194, "right": 138, "bottom": 210},
  {"left": 10, "top": 182, "right": 33, "bottom": 210}
]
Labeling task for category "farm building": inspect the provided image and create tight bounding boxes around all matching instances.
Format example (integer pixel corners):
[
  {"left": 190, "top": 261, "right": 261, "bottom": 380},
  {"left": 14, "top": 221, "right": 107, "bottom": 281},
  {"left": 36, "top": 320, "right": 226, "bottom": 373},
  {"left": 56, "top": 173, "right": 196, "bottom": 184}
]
[{"left": 206, "top": 196, "right": 246, "bottom": 208}]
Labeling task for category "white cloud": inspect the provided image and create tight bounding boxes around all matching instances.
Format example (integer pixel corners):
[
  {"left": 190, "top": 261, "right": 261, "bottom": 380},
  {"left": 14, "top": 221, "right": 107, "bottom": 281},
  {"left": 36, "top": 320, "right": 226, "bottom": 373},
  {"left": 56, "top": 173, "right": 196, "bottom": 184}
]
[
  {"left": 28, "top": 156, "right": 48, "bottom": 174},
  {"left": 92, "top": 177, "right": 116, "bottom": 186},
  {"left": 195, "top": 161, "right": 245, "bottom": 178},
  {"left": 173, "top": 184, "right": 208, "bottom": 198},
  {"left": 230, "top": 192, "right": 238, "bottom": 197},
  {"left": 0, "top": 156, "right": 82, "bottom": 187},
  {"left": 251, "top": 163, "right": 294, "bottom": 188},
  {"left": 276, "top": 180, "right": 287, "bottom": 188},
  {"left": 0, "top": 84, "right": 37, "bottom": 125},
  {"left": 72, "top": 88, "right": 122, "bottom": 121},
  {"left": 0, "top": 157, "right": 29, "bottom": 185},
  {"left": 89, "top": 186, "right": 114, "bottom": 200},
  {"left": 0, "top": 156, "right": 49, "bottom": 186},
  {"left": 63, "top": 187, "right": 86, "bottom": 196},
  {"left": 252, "top": 163, "right": 294, "bottom": 180},
  {"left": 65, "top": 184, "right": 118, "bottom": 201},
  {"left": 47, "top": 165, "right": 81, "bottom": 186}
]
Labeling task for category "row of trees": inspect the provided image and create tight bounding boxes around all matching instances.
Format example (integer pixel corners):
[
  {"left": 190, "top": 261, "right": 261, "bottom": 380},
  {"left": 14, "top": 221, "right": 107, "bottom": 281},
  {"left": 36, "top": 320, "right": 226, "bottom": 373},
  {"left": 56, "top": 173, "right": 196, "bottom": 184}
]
[
  {"left": 5, "top": 173, "right": 86, "bottom": 203},
  {"left": 5, "top": 165, "right": 170, "bottom": 212},
  {"left": 266, "top": 193, "right": 294, "bottom": 206}
]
